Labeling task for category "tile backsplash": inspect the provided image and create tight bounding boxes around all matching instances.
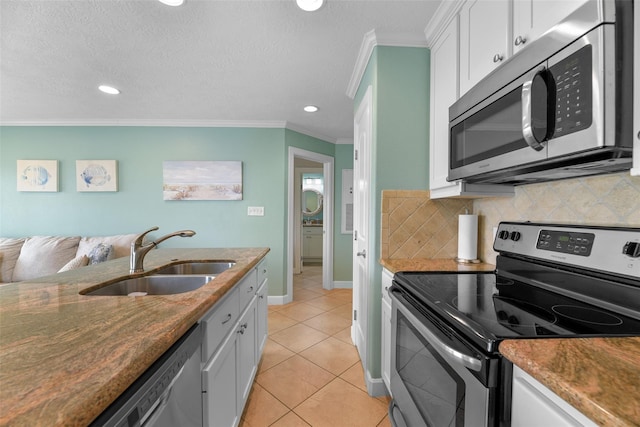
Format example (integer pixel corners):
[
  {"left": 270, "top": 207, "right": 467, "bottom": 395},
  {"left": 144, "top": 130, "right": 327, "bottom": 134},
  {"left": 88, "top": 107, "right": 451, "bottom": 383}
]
[
  {"left": 381, "top": 190, "right": 473, "bottom": 259},
  {"left": 474, "top": 172, "right": 640, "bottom": 264}
]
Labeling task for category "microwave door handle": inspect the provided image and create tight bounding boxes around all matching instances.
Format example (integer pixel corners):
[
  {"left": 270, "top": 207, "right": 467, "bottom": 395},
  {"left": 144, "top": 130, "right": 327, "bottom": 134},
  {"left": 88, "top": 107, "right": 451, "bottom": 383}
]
[{"left": 522, "top": 66, "right": 549, "bottom": 151}]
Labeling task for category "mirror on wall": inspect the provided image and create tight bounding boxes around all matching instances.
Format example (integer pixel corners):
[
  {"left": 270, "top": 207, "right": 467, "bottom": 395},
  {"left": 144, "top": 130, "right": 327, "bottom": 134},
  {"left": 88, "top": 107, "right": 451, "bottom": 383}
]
[{"left": 302, "top": 188, "right": 323, "bottom": 216}]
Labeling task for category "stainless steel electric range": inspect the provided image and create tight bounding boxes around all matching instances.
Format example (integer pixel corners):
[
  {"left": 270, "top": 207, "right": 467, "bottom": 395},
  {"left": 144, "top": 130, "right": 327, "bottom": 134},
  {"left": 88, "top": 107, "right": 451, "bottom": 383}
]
[{"left": 388, "top": 222, "right": 640, "bottom": 427}]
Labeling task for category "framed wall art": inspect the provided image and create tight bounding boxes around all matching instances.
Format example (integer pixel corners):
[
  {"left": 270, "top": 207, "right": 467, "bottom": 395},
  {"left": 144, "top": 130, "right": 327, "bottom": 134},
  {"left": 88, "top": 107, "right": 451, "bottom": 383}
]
[
  {"left": 163, "top": 161, "right": 243, "bottom": 201},
  {"left": 76, "top": 160, "right": 118, "bottom": 192},
  {"left": 17, "top": 160, "right": 58, "bottom": 192}
]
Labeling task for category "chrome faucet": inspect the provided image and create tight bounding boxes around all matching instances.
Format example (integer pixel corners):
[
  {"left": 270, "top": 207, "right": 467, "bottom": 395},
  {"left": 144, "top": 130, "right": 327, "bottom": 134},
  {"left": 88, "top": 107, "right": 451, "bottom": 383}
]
[{"left": 130, "top": 226, "right": 196, "bottom": 274}]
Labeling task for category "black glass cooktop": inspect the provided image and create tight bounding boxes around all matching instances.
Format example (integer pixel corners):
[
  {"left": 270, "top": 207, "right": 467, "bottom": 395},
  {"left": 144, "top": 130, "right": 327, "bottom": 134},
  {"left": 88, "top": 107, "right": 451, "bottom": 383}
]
[{"left": 392, "top": 271, "right": 640, "bottom": 353}]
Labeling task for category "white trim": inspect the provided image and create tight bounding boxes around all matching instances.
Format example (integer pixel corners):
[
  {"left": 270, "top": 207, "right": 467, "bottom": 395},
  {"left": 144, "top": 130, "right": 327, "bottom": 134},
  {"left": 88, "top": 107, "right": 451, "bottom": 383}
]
[
  {"left": 423, "top": 0, "right": 466, "bottom": 47},
  {"left": 267, "top": 295, "right": 288, "bottom": 306},
  {"left": 335, "top": 138, "right": 354, "bottom": 145},
  {"left": 287, "top": 147, "right": 335, "bottom": 303},
  {"left": 0, "top": 119, "right": 340, "bottom": 144},
  {"left": 333, "top": 281, "right": 353, "bottom": 289},
  {"left": 346, "top": 30, "right": 429, "bottom": 99},
  {"left": 365, "top": 370, "right": 389, "bottom": 397}
]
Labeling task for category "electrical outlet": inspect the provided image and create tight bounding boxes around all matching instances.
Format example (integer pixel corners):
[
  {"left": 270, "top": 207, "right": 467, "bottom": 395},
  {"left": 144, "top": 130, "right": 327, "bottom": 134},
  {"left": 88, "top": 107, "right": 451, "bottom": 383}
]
[{"left": 248, "top": 206, "right": 265, "bottom": 216}]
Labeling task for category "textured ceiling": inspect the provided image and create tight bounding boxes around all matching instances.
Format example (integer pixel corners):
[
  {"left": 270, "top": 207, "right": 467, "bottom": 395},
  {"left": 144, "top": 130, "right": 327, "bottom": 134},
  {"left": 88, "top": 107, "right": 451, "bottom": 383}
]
[{"left": 0, "top": 0, "right": 441, "bottom": 143}]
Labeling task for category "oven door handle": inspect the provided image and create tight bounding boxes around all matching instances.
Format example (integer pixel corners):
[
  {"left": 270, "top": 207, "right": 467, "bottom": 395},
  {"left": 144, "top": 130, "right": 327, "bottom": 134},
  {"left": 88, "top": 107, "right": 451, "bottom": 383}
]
[{"left": 392, "top": 289, "right": 482, "bottom": 372}]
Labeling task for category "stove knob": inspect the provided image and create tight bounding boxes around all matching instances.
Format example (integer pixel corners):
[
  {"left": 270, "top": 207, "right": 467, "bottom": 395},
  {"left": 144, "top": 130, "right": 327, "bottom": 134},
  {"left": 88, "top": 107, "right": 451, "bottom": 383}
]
[
  {"left": 498, "top": 230, "right": 510, "bottom": 240},
  {"left": 623, "top": 241, "right": 640, "bottom": 258},
  {"left": 510, "top": 231, "right": 522, "bottom": 241}
]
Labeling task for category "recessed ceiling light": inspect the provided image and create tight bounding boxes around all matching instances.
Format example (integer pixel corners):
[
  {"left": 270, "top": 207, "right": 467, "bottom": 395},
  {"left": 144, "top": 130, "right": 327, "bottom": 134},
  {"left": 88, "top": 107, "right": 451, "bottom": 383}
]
[
  {"left": 158, "top": 0, "right": 184, "bottom": 6},
  {"left": 98, "top": 85, "right": 120, "bottom": 95},
  {"left": 296, "top": 0, "right": 324, "bottom": 12},
  {"left": 304, "top": 105, "right": 319, "bottom": 113}
]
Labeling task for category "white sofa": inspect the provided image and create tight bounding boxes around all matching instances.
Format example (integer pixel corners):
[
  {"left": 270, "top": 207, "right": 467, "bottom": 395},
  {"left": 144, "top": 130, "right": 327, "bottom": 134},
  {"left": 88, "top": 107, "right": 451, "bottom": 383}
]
[{"left": 0, "top": 234, "right": 139, "bottom": 284}]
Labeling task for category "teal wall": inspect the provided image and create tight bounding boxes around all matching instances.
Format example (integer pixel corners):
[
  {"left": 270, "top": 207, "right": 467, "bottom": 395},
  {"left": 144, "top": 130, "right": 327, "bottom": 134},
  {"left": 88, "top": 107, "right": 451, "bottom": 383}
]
[
  {"left": 0, "top": 126, "right": 353, "bottom": 296},
  {"left": 354, "top": 46, "right": 430, "bottom": 379}
]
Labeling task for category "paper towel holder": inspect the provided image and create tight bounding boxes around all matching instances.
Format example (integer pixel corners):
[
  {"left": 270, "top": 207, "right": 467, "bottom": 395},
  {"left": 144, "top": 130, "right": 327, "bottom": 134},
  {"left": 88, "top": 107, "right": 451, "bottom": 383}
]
[{"left": 455, "top": 257, "right": 481, "bottom": 264}]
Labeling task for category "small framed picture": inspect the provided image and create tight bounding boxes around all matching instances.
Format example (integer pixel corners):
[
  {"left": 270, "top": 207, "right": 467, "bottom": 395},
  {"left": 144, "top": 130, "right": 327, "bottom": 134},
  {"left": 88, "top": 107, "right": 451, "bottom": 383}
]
[
  {"left": 76, "top": 160, "right": 118, "bottom": 192},
  {"left": 17, "top": 160, "right": 58, "bottom": 192}
]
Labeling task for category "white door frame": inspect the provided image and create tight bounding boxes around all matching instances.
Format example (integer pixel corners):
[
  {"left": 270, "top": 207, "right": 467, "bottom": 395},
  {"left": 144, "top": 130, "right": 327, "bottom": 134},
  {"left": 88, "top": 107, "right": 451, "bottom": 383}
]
[{"left": 286, "top": 147, "right": 334, "bottom": 304}]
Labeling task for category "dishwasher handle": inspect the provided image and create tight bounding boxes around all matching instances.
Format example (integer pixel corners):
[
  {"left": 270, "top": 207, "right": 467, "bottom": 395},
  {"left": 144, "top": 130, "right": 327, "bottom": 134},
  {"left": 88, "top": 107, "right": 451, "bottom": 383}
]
[{"left": 140, "top": 366, "right": 185, "bottom": 426}]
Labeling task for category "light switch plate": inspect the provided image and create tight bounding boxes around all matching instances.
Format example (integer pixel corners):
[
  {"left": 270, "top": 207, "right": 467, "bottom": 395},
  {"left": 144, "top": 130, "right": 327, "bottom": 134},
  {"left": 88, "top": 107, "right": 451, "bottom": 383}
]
[{"left": 248, "top": 206, "right": 264, "bottom": 216}]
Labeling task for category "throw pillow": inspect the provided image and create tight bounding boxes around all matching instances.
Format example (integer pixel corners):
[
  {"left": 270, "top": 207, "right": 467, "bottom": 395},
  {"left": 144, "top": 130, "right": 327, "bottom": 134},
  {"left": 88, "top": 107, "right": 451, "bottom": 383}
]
[
  {"left": 0, "top": 238, "right": 26, "bottom": 283},
  {"left": 58, "top": 255, "right": 89, "bottom": 272},
  {"left": 88, "top": 243, "right": 115, "bottom": 265},
  {"left": 12, "top": 236, "right": 81, "bottom": 282},
  {"left": 76, "top": 233, "right": 139, "bottom": 259}
]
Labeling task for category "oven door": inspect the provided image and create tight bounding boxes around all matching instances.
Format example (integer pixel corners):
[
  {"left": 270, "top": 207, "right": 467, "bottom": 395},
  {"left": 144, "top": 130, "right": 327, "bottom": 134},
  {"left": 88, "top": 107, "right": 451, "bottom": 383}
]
[{"left": 389, "top": 287, "right": 494, "bottom": 427}]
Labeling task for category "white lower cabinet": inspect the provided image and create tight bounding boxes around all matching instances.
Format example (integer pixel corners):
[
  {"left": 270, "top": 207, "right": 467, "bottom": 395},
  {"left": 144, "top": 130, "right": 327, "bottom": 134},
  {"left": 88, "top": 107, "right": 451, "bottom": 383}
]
[
  {"left": 381, "top": 268, "right": 393, "bottom": 395},
  {"left": 511, "top": 366, "right": 597, "bottom": 427},
  {"left": 201, "top": 257, "right": 268, "bottom": 427}
]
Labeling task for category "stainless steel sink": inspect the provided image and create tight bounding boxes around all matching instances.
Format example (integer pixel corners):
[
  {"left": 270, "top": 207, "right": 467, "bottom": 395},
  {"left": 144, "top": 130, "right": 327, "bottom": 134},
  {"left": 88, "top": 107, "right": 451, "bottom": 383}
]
[
  {"left": 83, "top": 275, "right": 214, "bottom": 296},
  {"left": 154, "top": 261, "right": 236, "bottom": 275}
]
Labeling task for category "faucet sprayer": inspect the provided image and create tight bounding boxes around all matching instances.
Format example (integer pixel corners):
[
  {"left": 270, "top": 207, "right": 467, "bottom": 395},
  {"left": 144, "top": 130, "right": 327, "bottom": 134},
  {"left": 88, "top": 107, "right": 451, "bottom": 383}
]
[{"left": 130, "top": 227, "right": 196, "bottom": 274}]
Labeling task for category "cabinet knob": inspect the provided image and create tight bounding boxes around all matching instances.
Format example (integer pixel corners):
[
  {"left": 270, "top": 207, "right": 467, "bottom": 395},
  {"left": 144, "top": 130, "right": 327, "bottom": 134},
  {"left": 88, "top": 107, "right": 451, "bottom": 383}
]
[
  {"left": 493, "top": 53, "right": 504, "bottom": 63},
  {"left": 514, "top": 35, "right": 527, "bottom": 46}
]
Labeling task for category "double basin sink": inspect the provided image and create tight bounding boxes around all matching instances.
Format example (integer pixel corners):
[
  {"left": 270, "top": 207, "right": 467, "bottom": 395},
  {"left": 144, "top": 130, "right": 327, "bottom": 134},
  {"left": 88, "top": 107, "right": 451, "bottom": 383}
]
[{"left": 83, "top": 262, "right": 236, "bottom": 296}]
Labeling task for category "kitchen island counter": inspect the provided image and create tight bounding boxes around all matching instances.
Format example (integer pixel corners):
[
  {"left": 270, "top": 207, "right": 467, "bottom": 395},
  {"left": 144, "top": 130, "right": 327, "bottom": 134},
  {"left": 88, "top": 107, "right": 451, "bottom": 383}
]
[
  {"left": 0, "top": 247, "right": 269, "bottom": 427},
  {"left": 500, "top": 337, "right": 640, "bottom": 427}
]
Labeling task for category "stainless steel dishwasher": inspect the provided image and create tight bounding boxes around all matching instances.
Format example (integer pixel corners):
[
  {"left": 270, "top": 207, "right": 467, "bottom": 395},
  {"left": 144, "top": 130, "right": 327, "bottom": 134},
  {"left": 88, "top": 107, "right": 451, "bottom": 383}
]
[{"left": 91, "top": 323, "right": 203, "bottom": 427}]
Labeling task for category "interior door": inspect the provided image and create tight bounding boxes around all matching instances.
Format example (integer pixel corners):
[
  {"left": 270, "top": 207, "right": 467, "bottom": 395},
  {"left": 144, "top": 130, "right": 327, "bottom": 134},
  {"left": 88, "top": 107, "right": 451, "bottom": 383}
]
[{"left": 352, "top": 86, "right": 372, "bottom": 364}]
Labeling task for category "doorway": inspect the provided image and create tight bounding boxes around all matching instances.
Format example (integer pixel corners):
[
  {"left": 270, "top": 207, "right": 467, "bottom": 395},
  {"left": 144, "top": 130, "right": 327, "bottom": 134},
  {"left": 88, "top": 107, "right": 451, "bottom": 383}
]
[{"left": 287, "top": 147, "right": 334, "bottom": 304}]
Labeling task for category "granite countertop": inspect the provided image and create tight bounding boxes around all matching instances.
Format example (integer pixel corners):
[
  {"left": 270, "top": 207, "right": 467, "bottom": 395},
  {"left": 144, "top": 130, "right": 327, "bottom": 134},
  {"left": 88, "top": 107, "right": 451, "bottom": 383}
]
[
  {"left": 500, "top": 337, "right": 640, "bottom": 426},
  {"left": 0, "top": 247, "right": 269, "bottom": 427},
  {"left": 380, "top": 258, "right": 495, "bottom": 273}
]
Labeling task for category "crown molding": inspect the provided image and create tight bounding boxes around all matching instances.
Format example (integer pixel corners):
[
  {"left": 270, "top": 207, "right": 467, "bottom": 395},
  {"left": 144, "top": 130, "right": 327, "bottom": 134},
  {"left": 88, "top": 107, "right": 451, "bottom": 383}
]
[
  {"left": 335, "top": 138, "right": 353, "bottom": 145},
  {"left": 284, "top": 122, "right": 336, "bottom": 144},
  {"left": 424, "top": 0, "right": 465, "bottom": 46},
  {"left": 346, "top": 29, "right": 429, "bottom": 100}
]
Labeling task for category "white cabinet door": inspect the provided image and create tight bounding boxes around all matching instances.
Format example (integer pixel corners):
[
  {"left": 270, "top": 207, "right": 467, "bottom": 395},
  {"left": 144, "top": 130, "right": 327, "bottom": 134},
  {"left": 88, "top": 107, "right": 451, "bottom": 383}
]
[
  {"left": 256, "top": 278, "right": 268, "bottom": 355},
  {"left": 513, "top": 0, "right": 590, "bottom": 54},
  {"left": 237, "top": 300, "right": 257, "bottom": 406},
  {"left": 511, "top": 366, "right": 597, "bottom": 427},
  {"left": 202, "top": 330, "right": 239, "bottom": 427},
  {"left": 459, "top": 0, "right": 511, "bottom": 95},
  {"left": 429, "top": 16, "right": 459, "bottom": 194}
]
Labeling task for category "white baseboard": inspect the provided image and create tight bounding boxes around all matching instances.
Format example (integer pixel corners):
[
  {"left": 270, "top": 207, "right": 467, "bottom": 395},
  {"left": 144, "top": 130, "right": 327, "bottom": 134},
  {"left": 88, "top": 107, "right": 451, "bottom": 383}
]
[
  {"left": 267, "top": 295, "right": 291, "bottom": 305},
  {"left": 333, "top": 281, "right": 353, "bottom": 289},
  {"left": 365, "top": 371, "right": 390, "bottom": 397}
]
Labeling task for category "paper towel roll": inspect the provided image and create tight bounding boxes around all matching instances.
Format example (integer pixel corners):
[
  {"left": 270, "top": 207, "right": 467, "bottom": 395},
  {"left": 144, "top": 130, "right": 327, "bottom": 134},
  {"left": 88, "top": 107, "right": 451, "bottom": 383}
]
[{"left": 457, "top": 214, "right": 478, "bottom": 262}]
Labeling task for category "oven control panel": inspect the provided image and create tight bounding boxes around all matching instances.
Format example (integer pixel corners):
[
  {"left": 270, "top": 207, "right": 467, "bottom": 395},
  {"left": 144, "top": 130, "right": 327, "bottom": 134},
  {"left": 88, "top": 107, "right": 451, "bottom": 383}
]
[
  {"left": 536, "top": 230, "right": 595, "bottom": 256},
  {"left": 494, "top": 222, "right": 640, "bottom": 278}
]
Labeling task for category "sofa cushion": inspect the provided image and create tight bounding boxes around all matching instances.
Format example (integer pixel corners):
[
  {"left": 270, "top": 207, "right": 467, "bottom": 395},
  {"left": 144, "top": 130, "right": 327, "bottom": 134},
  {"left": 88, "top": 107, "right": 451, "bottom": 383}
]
[
  {"left": 58, "top": 255, "right": 89, "bottom": 272},
  {"left": 76, "top": 234, "right": 138, "bottom": 260},
  {"left": 0, "top": 238, "right": 26, "bottom": 283},
  {"left": 12, "top": 236, "right": 81, "bottom": 282},
  {"left": 87, "top": 243, "right": 115, "bottom": 265}
]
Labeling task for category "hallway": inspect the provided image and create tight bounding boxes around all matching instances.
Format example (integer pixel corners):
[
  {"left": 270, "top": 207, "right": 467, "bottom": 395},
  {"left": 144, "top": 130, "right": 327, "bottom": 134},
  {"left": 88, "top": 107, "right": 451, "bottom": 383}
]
[{"left": 240, "top": 266, "right": 391, "bottom": 426}]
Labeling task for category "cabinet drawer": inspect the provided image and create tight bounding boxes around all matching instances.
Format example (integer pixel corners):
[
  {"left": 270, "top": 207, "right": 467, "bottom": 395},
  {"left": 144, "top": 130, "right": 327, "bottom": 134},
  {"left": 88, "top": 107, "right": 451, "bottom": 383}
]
[
  {"left": 257, "top": 258, "right": 268, "bottom": 285},
  {"left": 202, "top": 287, "right": 239, "bottom": 361},
  {"left": 239, "top": 269, "right": 257, "bottom": 310}
]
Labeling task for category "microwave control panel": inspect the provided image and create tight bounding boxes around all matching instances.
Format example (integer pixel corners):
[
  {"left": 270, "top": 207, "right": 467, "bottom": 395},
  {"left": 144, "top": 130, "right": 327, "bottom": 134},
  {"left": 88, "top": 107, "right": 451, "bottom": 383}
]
[{"left": 549, "top": 45, "right": 593, "bottom": 138}]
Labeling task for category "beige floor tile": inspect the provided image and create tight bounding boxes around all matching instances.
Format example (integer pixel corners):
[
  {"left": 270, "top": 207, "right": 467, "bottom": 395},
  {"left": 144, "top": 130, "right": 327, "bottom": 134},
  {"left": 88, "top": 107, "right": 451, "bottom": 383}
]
[
  {"left": 304, "top": 295, "right": 349, "bottom": 311},
  {"left": 270, "top": 411, "right": 311, "bottom": 427},
  {"left": 258, "top": 338, "right": 295, "bottom": 373},
  {"left": 327, "top": 303, "right": 353, "bottom": 320},
  {"left": 256, "top": 355, "right": 335, "bottom": 409},
  {"left": 299, "top": 336, "right": 360, "bottom": 375},
  {"left": 294, "top": 378, "right": 388, "bottom": 427},
  {"left": 292, "top": 288, "right": 322, "bottom": 302},
  {"left": 277, "top": 302, "right": 326, "bottom": 322},
  {"left": 270, "top": 323, "right": 329, "bottom": 353},
  {"left": 241, "top": 383, "right": 290, "bottom": 427},
  {"left": 302, "top": 311, "right": 352, "bottom": 335},
  {"left": 339, "top": 360, "right": 368, "bottom": 393},
  {"left": 377, "top": 415, "right": 392, "bottom": 427},
  {"left": 332, "top": 326, "right": 354, "bottom": 344},
  {"left": 268, "top": 311, "right": 298, "bottom": 334}
]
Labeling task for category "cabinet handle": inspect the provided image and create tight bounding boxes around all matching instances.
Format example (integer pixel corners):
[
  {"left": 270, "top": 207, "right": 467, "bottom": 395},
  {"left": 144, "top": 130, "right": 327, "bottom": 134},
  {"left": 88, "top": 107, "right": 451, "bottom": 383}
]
[
  {"left": 259, "top": 295, "right": 264, "bottom": 299},
  {"left": 514, "top": 35, "right": 526, "bottom": 46},
  {"left": 247, "top": 286, "right": 254, "bottom": 293},
  {"left": 221, "top": 313, "right": 232, "bottom": 325},
  {"left": 493, "top": 54, "right": 504, "bottom": 63}
]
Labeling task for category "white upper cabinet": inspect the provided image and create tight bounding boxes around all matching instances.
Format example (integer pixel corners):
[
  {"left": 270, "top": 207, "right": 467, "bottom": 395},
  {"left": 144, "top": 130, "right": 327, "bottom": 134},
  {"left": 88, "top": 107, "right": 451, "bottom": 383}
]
[
  {"left": 512, "top": 0, "right": 590, "bottom": 54},
  {"left": 429, "top": 16, "right": 460, "bottom": 194},
  {"left": 459, "top": 0, "right": 511, "bottom": 96}
]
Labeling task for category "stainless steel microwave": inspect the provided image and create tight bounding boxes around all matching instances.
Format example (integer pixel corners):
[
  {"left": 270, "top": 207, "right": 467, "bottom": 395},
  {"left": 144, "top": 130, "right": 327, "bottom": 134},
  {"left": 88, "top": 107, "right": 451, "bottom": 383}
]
[{"left": 448, "top": 0, "right": 634, "bottom": 185}]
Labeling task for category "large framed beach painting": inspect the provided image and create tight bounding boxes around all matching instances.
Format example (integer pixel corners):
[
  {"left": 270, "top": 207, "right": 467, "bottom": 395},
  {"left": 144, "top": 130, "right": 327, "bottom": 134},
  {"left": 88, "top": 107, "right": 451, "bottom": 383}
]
[{"left": 163, "top": 161, "right": 243, "bottom": 201}]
